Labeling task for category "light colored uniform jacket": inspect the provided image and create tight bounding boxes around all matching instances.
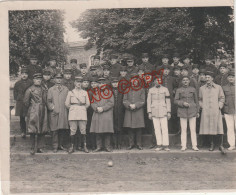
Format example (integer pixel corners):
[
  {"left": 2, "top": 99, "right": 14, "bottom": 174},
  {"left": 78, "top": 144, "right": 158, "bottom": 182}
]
[
  {"left": 147, "top": 85, "right": 171, "bottom": 118},
  {"left": 65, "top": 89, "right": 90, "bottom": 121}
]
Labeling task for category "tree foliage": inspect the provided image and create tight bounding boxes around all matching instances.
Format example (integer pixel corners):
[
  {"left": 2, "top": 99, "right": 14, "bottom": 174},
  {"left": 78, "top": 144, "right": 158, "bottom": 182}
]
[
  {"left": 9, "top": 10, "right": 67, "bottom": 74},
  {"left": 72, "top": 7, "right": 234, "bottom": 63}
]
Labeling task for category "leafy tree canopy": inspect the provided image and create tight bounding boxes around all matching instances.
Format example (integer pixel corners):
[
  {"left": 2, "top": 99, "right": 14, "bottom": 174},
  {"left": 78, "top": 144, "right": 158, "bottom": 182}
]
[
  {"left": 9, "top": 10, "right": 67, "bottom": 74},
  {"left": 72, "top": 7, "right": 234, "bottom": 63}
]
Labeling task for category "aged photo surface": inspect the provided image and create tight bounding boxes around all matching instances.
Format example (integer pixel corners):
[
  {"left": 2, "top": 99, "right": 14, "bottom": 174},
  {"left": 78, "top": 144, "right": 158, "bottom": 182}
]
[{"left": 6, "top": 1, "right": 235, "bottom": 194}]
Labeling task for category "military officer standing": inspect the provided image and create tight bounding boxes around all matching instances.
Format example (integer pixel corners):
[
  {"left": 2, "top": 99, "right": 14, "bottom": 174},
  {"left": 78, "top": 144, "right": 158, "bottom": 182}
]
[
  {"left": 139, "top": 53, "right": 155, "bottom": 73},
  {"left": 123, "top": 73, "right": 145, "bottom": 150},
  {"left": 147, "top": 78, "right": 171, "bottom": 151},
  {"left": 65, "top": 76, "right": 90, "bottom": 153},
  {"left": 61, "top": 67, "right": 74, "bottom": 91},
  {"left": 110, "top": 54, "right": 121, "bottom": 77},
  {"left": 14, "top": 67, "right": 33, "bottom": 138},
  {"left": 47, "top": 73, "right": 69, "bottom": 153},
  {"left": 23, "top": 73, "right": 48, "bottom": 155},
  {"left": 42, "top": 69, "right": 54, "bottom": 91},
  {"left": 27, "top": 54, "right": 42, "bottom": 80},
  {"left": 170, "top": 52, "right": 184, "bottom": 67},
  {"left": 222, "top": 70, "right": 235, "bottom": 150}
]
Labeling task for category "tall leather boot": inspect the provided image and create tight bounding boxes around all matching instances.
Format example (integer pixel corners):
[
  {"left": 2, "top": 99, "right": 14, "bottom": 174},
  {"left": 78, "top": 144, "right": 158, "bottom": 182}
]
[
  {"left": 30, "top": 134, "right": 36, "bottom": 155},
  {"left": 83, "top": 135, "right": 89, "bottom": 153},
  {"left": 68, "top": 135, "right": 75, "bottom": 154},
  {"left": 209, "top": 135, "right": 215, "bottom": 151},
  {"left": 219, "top": 134, "right": 226, "bottom": 155}
]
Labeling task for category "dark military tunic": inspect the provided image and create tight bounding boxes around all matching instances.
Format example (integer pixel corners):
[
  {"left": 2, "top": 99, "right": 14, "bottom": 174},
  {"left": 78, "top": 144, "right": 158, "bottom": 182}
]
[
  {"left": 140, "top": 62, "right": 155, "bottom": 73},
  {"left": 174, "top": 86, "right": 199, "bottom": 118},
  {"left": 222, "top": 83, "right": 235, "bottom": 114},
  {"left": 61, "top": 78, "right": 74, "bottom": 91},
  {"left": 23, "top": 85, "right": 48, "bottom": 134},
  {"left": 215, "top": 73, "right": 229, "bottom": 87},
  {"left": 112, "top": 87, "right": 125, "bottom": 133},
  {"left": 126, "top": 66, "right": 138, "bottom": 76},
  {"left": 110, "top": 63, "right": 122, "bottom": 77},
  {"left": 14, "top": 79, "right": 33, "bottom": 116}
]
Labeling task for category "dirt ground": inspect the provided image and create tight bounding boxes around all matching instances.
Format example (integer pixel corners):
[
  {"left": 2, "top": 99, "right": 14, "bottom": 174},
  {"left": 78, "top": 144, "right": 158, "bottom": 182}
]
[{"left": 10, "top": 152, "right": 236, "bottom": 193}]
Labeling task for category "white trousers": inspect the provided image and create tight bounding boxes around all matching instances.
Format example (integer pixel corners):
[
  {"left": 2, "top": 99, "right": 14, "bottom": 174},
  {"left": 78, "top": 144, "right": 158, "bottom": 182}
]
[
  {"left": 224, "top": 114, "right": 236, "bottom": 147},
  {"left": 152, "top": 117, "right": 169, "bottom": 146},
  {"left": 180, "top": 117, "right": 197, "bottom": 148}
]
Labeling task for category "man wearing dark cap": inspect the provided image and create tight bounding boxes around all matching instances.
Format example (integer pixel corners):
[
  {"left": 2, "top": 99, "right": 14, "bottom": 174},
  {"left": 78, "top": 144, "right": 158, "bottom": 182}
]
[
  {"left": 201, "top": 53, "right": 218, "bottom": 75},
  {"left": 88, "top": 66, "right": 98, "bottom": 80},
  {"left": 42, "top": 68, "right": 54, "bottom": 91},
  {"left": 93, "top": 55, "right": 101, "bottom": 66},
  {"left": 190, "top": 64, "right": 200, "bottom": 82},
  {"left": 126, "top": 55, "right": 138, "bottom": 76},
  {"left": 110, "top": 54, "right": 122, "bottom": 77},
  {"left": 47, "top": 72, "right": 69, "bottom": 153},
  {"left": 80, "top": 63, "right": 89, "bottom": 77},
  {"left": 103, "top": 64, "right": 111, "bottom": 84},
  {"left": 199, "top": 71, "right": 226, "bottom": 154},
  {"left": 14, "top": 67, "right": 33, "bottom": 138},
  {"left": 175, "top": 76, "right": 199, "bottom": 151},
  {"left": 183, "top": 54, "right": 193, "bottom": 72},
  {"left": 86, "top": 76, "right": 98, "bottom": 150},
  {"left": 118, "top": 66, "right": 126, "bottom": 79},
  {"left": 23, "top": 73, "right": 48, "bottom": 155},
  {"left": 160, "top": 65, "right": 179, "bottom": 134},
  {"left": 123, "top": 73, "right": 145, "bottom": 150},
  {"left": 90, "top": 77, "right": 114, "bottom": 152},
  {"left": 139, "top": 53, "right": 155, "bottom": 73},
  {"left": 65, "top": 76, "right": 90, "bottom": 153},
  {"left": 215, "top": 63, "right": 229, "bottom": 86},
  {"left": 82, "top": 75, "right": 90, "bottom": 91},
  {"left": 178, "top": 65, "right": 198, "bottom": 90},
  {"left": 47, "top": 55, "right": 58, "bottom": 78},
  {"left": 27, "top": 54, "right": 42, "bottom": 80},
  {"left": 222, "top": 70, "right": 235, "bottom": 150},
  {"left": 111, "top": 77, "right": 124, "bottom": 149},
  {"left": 159, "top": 54, "right": 170, "bottom": 68},
  {"left": 70, "top": 59, "right": 81, "bottom": 80},
  {"left": 198, "top": 69, "right": 207, "bottom": 87},
  {"left": 61, "top": 67, "right": 74, "bottom": 91},
  {"left": 171, "top": 52, "right": 184, "bottom": 67}
]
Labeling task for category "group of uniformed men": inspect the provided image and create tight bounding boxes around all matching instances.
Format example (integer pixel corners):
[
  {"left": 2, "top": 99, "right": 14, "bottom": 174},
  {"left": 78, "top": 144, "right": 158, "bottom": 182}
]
[{"left": 13, "top": 51, "right": 235, "bottom": 155}]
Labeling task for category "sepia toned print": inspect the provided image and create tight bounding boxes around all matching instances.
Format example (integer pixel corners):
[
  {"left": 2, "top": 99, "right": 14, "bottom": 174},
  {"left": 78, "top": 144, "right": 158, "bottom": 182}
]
[{"left": 4, "top": 1, "right": 236, "bottom": 194}]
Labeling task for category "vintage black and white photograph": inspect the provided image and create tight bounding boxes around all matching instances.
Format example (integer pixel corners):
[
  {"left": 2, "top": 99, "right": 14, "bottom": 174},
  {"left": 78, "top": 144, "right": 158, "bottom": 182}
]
[{"left": 4, "top": 0, "right": 236, "bottom": 194}]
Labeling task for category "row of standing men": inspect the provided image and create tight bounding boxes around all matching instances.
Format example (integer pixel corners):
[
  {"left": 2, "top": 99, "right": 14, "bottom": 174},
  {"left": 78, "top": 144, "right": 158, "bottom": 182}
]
[{"left": 13, "top": 52, "right": 235, "bottom": 154}]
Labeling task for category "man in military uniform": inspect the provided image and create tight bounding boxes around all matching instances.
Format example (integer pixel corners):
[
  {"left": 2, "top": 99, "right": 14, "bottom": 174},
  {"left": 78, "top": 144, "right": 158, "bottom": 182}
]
[
  {"left": 222, "top": 70, "right": 235, "bottom": 150},
  {"left": 42, "top": 68, "right": 54, "bottom": 91},
  {"left": 119, "top": 65, "right": 128, "bottom": 79},
  {"left": 126, "top": 55, "right": 138, "bottom": 76},
  {"left": 80, "top": 63, "right": 89, "bottom": 77},
  {"left": 61, "top": 67, "right": 74, "bottom": 91},
  {"left": 47, "top": 55, "right": 59, "bottom": 79},
  {"left": 200, "top": 53, "right": 218, "bottom": 75},
  {"left": 159, "top": 65, "right": 179, "bottom": 134},
  {"left": 109, "top": 54, "right": 121, "bottom": 77},
  {"left": 82, "top": 75, "right": 90, "bottom": 91},
  {"left": 139, "top": 53, "right": 155, "bottom": 73},
  {"left": 27, "top": 54, "right": 42, "bottom": 80},
  {"left": 93, "top": 55, "right": 101, "bottom": 66},
  {"left": 70, "top": 59, "right": 81, "bottom": 80},
  {"left": 215, "top": 63, "right": 229, "bottom": 87},
  {"left": 14, "top": 67, "right": 33, "bottom": 138},
  {"left": 171, "top": 52, "right": 184, "bottom": 67},
  {"left": 103, "top": 64, "right": 111, "bottom": 84},
  {"left": 88, "top": 66, "right": 99, "bottom": 79},
  {"left": 24, "top": 73, "right": 48, "bottom": 155}
]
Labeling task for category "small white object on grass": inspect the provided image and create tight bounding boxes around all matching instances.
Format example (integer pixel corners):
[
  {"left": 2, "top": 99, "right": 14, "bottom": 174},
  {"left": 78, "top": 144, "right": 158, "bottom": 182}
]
[{"left": 108, "top": 160, "right": 113, "bottom": 167}]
